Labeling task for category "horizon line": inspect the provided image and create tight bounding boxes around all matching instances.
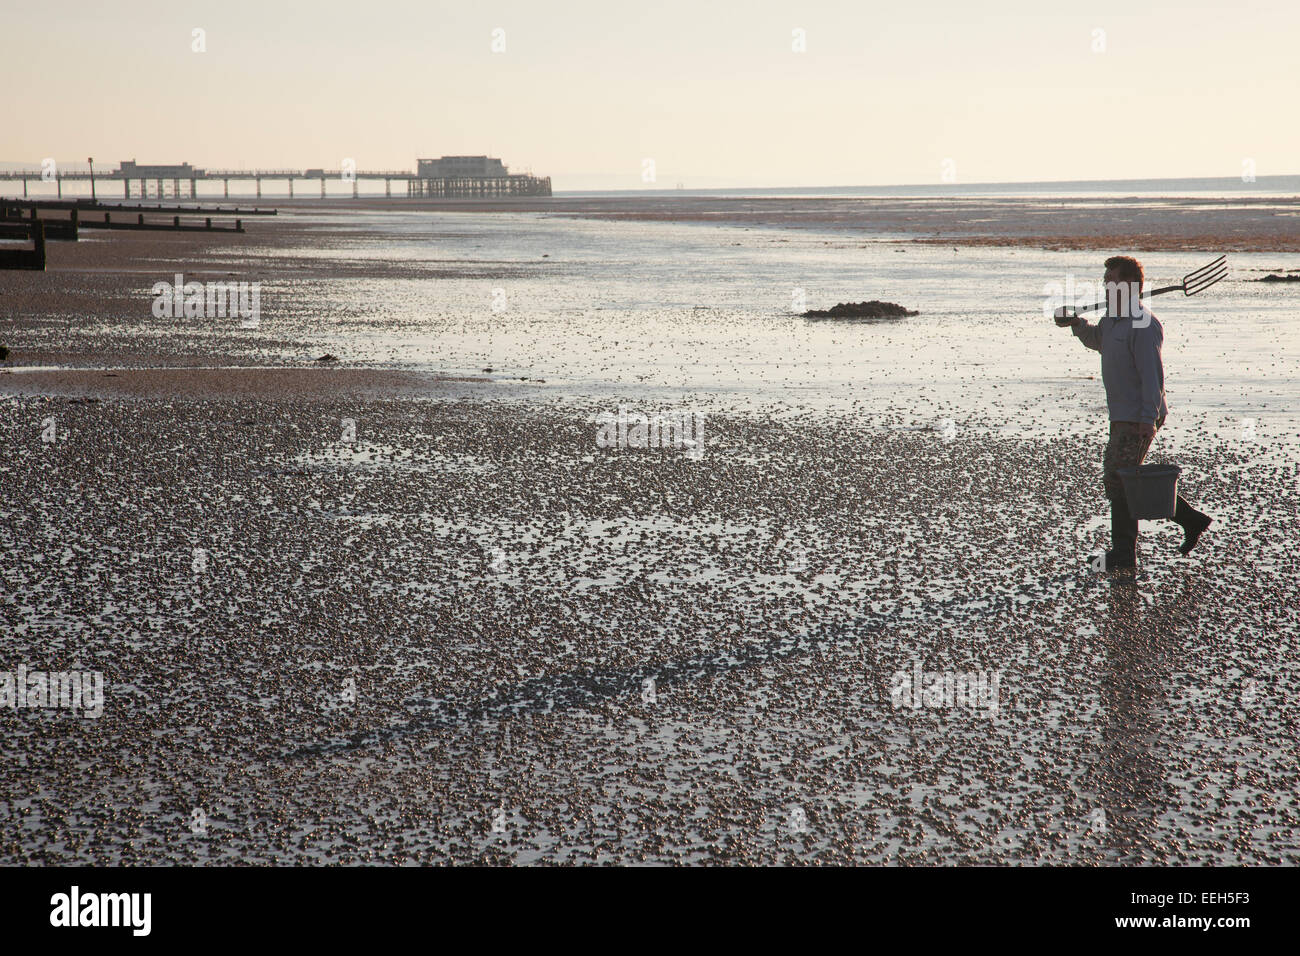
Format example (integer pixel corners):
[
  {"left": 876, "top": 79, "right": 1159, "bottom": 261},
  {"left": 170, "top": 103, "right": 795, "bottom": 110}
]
[
  {"left": 555, "top": 172, "right": 1299, "bottom": 193},
  {"left": 2, "top": 160, "right": 1297, "bottom": 191}
]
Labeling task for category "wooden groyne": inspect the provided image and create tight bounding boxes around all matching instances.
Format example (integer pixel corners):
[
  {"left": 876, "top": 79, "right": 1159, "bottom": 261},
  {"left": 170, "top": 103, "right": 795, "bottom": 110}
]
[
  {"left": 0, "top": 220, "right": 46, "bottom": 270},
  {"left": 0, "top": 218, "right": 77, "bottom": 241},
  {"left": 78, "top": 214, "right": 244, "bottom": 233},
  {"left": 2, "top": 199, "right": 275, "bottom": 216},
  {"left": 0, "top": 206, "right": 78, "bottom": 241},
  {"left": 1, "top": 201, "right": 249, "bottom": 241}
]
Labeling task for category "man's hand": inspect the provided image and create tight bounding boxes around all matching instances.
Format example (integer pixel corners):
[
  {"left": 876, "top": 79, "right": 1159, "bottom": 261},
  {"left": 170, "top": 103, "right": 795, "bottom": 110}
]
[
  {"left": 1137, "top": 422, "right": 1156, "bottom": 439},
  {"left": 1054, "top": 307, "right": 1080, "bottom": 328}
]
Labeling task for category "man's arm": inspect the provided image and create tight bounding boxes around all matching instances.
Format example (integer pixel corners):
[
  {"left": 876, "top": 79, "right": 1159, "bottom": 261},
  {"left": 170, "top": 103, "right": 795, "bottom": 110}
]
[
  {"left": 1132, "top": 320, "right": 1165, "bottom": 427},
  {"left": 1069, "top": 316, "right": 1102, "bottom": 351}
]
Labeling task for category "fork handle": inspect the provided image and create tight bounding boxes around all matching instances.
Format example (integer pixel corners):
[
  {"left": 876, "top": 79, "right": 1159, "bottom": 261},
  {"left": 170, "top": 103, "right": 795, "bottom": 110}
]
[{"left": 1070, "top": 284, "right": 1182, "bottom": 315}]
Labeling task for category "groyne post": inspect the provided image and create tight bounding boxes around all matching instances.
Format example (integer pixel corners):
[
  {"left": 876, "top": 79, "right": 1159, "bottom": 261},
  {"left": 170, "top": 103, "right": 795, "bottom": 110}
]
[{"left": 33, "top": 219, "right": 46, "bottom": 268}]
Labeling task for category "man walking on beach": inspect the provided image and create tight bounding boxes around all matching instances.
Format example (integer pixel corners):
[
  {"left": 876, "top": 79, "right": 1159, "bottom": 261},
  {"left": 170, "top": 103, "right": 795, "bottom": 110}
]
[{"left": 1056, "top": 255, "right": 1212, "bottom": 571}]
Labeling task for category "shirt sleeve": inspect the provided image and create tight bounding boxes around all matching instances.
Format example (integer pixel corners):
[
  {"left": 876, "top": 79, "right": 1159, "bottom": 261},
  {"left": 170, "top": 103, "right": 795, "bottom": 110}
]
[
  {"left": 1072, "top": 319, "right": 1102, "bottom": 352},
  {"left": 1132, "top": 319, "right": 1165, "bottom": 425}
]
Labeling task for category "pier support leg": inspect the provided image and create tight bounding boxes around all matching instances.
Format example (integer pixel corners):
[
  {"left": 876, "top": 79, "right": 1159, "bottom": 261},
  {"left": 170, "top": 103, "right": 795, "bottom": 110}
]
[
  {"left": 190, "top": 178, "right": 196, "bottom": 199},
  {"left": 156, "top": 178, "right": 163, "bottom": 198},
  {"left": 23, "top": 178, "right": 27, "bottom": 197},
  {"left": 124, "top": 179, "right": 129, "bottom": 198},
  {"left": 256, "top": 178, "right": 261, "bottom": 198},
  {"left": 320, "top": 177, "right": 326, "bottom": 199},
  {"left": 288, "top": 178, "right": 293, "bottom": 198},
  {"left": 57, "top": 177, "right": 62, "bottom": 198},
  {"left": 224, "top": 179, "right": 229, "bottom": 198},
  {"left": 385, "top": 178, "right": 391, "bottom": 197},
  {"left": 352, "top": 179, "right": 358, "bottom": 198}
]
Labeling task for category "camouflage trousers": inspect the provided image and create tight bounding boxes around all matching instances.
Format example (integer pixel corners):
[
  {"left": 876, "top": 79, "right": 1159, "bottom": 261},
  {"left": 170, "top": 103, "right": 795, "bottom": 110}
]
[{"left": 1102, "top": 416, "right": 1164, "bottom": 501}]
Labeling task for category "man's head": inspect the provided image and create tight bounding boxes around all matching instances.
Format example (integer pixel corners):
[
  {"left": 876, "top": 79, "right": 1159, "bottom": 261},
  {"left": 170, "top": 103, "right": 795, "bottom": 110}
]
[
  {"left": 1104, "top": 255, "right": 1144, "bottom": 318},
  {"left": 1104, "top": 255, "right": 1144, "bottom": 294}
]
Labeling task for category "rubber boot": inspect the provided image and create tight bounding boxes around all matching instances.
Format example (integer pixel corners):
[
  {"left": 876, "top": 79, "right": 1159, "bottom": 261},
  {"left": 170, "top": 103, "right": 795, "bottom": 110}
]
[
  {"left": 1171, "top": 495, "right": 1212, "bottom": 555},
  {"left": 1104, "top": 493, "right": 1138, "bottom": 571}
]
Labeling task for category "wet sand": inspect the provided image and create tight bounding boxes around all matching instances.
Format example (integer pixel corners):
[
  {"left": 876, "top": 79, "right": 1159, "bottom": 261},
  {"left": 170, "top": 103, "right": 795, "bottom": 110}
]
[
  {"left": 8, "top": 194, "right": 1298, "bottom": 283},
  {"left": 4, "top": 193, "right": 1295, "bottom": 379},
  {"left": 278, "top": 194, "right": 1300, "bottom": 252},
  {"left": 0, "top": 367, "right": 481, "bottom": 401},
  {"left": 3, "top": 395, "right": 1296, "bottom": 864},
  {"left": 2, "top": 197, "right": 1298, "bottom": 865},
  {"left": 535, "top": 195, "right": 1300, "bottom": 252}
]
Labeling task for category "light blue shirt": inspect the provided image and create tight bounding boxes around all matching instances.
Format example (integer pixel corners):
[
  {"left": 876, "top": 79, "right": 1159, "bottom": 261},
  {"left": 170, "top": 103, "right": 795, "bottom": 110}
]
[{"left": 1072, "top": 307, "right": 1167, "bottom": 425}]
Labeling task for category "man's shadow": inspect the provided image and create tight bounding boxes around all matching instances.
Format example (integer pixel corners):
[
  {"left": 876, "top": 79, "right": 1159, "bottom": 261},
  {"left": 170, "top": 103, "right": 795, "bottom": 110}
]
[{"left": 1088, "top": 572, "right": 1203, "bottom": 862}]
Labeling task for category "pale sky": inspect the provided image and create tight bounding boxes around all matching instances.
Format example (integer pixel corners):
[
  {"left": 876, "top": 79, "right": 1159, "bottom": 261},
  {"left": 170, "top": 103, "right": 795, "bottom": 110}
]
[{"left": 4, "top": 0, "right": 1297, "bottom": 190}]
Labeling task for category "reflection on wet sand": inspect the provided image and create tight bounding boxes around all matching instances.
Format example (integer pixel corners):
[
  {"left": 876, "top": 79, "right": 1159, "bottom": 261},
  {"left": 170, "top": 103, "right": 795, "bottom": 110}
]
[{"left": 1093, "top": 575, "right": 1200, "bottom": 862}]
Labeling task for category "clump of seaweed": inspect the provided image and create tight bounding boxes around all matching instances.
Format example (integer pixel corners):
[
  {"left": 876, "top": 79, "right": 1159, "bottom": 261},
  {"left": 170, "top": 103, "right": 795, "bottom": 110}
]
[{"left": 802, "top": 300, "right": 919, "bottom": 318}]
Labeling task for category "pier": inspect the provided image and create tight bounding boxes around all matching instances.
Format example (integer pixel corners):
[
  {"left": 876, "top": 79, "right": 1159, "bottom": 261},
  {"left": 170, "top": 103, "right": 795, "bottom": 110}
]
[
  {"left": 0, "top": 156, "right": 552, "bottom": 200},
  {"left": 405, "top": 175, "right": 552, "bottom": 198}
]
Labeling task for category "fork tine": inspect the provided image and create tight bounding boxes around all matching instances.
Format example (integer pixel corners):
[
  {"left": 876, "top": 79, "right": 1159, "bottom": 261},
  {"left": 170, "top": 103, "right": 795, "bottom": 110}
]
[
  {"left": 1190, "top": 263, "right": 1228, "bottom": 283},
  {"left": 1185, "top": 266, "right": 1228, "bottom": 295},
  {"left": 1181, "top": 255, "right": 1227, "bottom": 295},
  {"left": 1184, "top": 255, "right": 1227, "bottom": 283},
  {"left": 1186, "top": 268, "right": 1226, "bottom": 289}
]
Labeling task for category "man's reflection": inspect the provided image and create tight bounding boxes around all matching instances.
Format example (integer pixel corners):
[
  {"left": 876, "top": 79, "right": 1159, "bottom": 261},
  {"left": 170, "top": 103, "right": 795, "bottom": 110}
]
[{"left": 1089, "top": 575, "right": 1198, "bottom": 861}]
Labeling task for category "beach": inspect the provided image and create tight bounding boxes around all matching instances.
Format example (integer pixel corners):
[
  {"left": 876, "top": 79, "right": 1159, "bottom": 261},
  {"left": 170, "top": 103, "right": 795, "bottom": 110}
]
[{"left": 2, "top": 196, "right": 1299, "bottom": 864}]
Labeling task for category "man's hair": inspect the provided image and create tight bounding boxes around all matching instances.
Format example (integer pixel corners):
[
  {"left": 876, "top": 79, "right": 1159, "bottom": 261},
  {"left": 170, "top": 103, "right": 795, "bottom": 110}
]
[{"left": 1104, "top": 255, "right": 1144, "bottom": 288}]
